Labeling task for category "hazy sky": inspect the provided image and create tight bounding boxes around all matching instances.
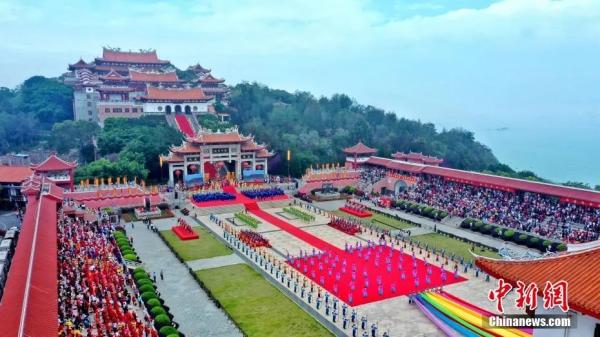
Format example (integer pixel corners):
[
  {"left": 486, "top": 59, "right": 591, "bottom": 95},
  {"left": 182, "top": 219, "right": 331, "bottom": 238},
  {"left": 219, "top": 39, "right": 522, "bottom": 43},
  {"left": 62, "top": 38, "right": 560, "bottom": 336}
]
[{"left": 1, "top": 0, "right": 599, "bottom": 183}]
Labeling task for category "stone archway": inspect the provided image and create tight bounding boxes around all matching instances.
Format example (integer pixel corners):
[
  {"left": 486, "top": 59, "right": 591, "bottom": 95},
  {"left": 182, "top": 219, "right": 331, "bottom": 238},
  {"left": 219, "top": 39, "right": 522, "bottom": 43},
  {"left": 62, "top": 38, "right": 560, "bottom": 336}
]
[
  {"left": 175, "top": 105, "right": 182, "bottom": 114},
  {"left": 165, "top": 105, "right": 172, "bottom": 114},
  {"left": 394, "top": 180, "right": 408, "bottom": 196},
  {"left": 184, "top": 105, "right": 192, "bottom": 114}
]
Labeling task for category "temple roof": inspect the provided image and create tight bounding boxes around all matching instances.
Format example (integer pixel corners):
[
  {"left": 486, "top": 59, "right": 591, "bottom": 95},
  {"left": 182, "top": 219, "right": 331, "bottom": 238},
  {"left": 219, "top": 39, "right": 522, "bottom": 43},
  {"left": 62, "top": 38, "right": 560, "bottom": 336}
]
[
  {"left": 99, "top": 68, "right": 128, "bottom": 81},
  {"left": 392, "top": 151, "right": 443, "bottom": 165},
  {"left": 170, "top": 142, "right": 201, "bottom": 154},
  {"left": 129, "top": 70, "right": 180, "bottom": 82},
  {"left": 0, "top": 166, "right": 33, "bottom": 184},
  {"left": 141, "top": 86, "right": 212, "bottom": 102},
  {"left": 68, "top": 58, "right": 92, "bottom": 69},
  {"left": 241, "top": 139, "right": 265, "bottom": 152},
  {"left": 199, "top": 73, "right": 225, "bottom": 83},
  {"left": 98, "top": 48, "right": 169, "bottom": 64},
  {"left": 31, "top": 154, "right": 77, "bottom": 172},
  {"left": 256, "top": 148, "right": 274, "bottom": 158},
  {"left": 188, "top": 63, "right": 211, "bottom": 73},
  {"left": 191, "top": 131, "right": 249, "bottom": 144},
  {"left": 343, "top": 141, "right": 377, "bottom": 155},
  {"left": 160, "top": 153, "right": 184, "bottom": 163},
  {"left": 476, "top": 248, "right": 600, "bottom": 320},
  {"left": 96, "top": 86, "right": 135, "bottom": 92}
]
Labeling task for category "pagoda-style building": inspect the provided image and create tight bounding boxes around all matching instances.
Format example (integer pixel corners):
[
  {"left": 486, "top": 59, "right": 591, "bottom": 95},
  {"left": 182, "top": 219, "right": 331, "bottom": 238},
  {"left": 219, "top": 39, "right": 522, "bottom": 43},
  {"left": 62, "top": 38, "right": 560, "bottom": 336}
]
[
  {"left": 160, "top": 128, "right": 273, "bottom": 186},
  {"left": 139, "top": 86, "right": 214, "bottom": 114},
  {"left": 343, "top": 141, "right": 377, "bottom": 168},
  {"left": 30, "top": 154, "right": 77, "bottom": 191},
  {"left": 65, "top": 47, "right": 230, "bottom": 124}
]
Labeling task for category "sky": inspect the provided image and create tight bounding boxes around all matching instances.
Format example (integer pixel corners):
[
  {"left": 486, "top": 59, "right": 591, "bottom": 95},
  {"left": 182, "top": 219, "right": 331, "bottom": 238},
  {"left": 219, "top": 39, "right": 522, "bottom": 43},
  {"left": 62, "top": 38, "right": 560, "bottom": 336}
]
[{"left": 1, "top": 0, "right": 599, "bottom": 184}]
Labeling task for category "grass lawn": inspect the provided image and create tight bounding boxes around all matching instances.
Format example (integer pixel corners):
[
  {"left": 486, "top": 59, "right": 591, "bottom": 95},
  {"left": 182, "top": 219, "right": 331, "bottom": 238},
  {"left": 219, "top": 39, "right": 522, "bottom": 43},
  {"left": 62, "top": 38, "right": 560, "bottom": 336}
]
[
  {"left": 196, "top": 264, "right": 333, "bottom": 337},
  {"left": 410, "top": 232, "right": 500, "bottom": 263},
  {"left": 332, "top": 210, "right": 414, "bottom": 230},
  {"left": 160, "top": 225, "right": 231, "bottom": 261}
]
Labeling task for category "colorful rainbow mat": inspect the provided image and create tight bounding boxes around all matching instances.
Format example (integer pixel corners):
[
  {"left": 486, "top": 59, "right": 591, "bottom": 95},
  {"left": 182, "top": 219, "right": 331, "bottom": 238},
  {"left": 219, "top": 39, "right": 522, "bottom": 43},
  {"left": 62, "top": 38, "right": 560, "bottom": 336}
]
[{"left": 415, "top": 292, "right": 533, "bottom": 337}]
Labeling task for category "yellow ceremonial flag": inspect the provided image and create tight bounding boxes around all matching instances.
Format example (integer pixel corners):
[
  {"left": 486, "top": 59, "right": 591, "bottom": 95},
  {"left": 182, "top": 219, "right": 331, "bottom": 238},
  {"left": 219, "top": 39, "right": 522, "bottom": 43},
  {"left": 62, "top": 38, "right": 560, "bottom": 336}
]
[
  {"left": 159, "top": 156, "right": 164, "bottom": 168},
  {"left": 108, "top": 177, "right": 112, "bottom": 185},
  {"left": 94, "top": 177, "right": 98, "bottom": 186},
  {"left": 116, "top": 176, "right": 121, "bottom": 185},
  {"left": 287, "top": 149, "right": 291, "bottom": 161},
  {"left": 124, "top": 176, "right": 128, "bottom": 184}
]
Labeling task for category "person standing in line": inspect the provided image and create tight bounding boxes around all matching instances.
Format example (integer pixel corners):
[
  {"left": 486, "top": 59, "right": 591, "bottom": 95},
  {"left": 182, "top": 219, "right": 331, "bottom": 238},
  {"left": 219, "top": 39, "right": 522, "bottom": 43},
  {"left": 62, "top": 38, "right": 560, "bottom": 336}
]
[
  {"left": 160, "top": 269, "right": 164, "bottom": 281},
  {"left": 152, "top": 272, "right": 157, "bottom": 283}
]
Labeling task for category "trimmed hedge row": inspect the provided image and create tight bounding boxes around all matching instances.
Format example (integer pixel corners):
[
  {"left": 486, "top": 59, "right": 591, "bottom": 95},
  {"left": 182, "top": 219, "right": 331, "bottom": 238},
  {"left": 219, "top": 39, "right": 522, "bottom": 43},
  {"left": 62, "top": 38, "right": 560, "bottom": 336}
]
[
  {"left": 113, "top": 231, "right": 140, "bottom": 262},
  {"left": 460, "top": 218, "right": 567, "bottom": 252},
  {"left": 393, "top": 200, "right": 448, "bottom": 221}
]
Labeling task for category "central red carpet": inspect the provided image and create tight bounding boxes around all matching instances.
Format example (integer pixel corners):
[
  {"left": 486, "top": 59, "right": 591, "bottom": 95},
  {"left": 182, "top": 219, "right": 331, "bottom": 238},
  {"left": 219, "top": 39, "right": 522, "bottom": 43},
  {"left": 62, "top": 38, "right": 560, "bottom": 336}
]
[
  {"left": 174, "top": 114, "right": 195, "bottom": 137},
  {"left": 190, "top": 186, "right": 289, "bottom": 208},
  {"left": 249, "top": 207, "right": 466, "bottom": 306},
  {"left": 204, "top": 187, "right": 465, "bottom": 306}
]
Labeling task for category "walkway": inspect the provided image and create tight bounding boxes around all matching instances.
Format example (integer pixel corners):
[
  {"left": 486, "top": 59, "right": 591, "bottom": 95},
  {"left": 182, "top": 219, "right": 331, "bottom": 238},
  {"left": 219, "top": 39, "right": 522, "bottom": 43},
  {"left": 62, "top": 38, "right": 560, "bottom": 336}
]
[
  {"left": 127, "top": 222, "right": 242, "bottom": 337},
  {"left": 186, "top": 254, "right": 245, "bottom": 271}
]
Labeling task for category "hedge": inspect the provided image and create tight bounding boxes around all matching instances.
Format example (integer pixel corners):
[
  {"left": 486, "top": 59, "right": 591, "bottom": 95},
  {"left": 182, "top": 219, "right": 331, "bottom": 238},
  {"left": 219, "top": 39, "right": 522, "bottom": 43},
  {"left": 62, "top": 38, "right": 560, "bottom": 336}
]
[
  {"left": 147, "top": 298, "right": 162, "bottom": 308},
  {"left": 124, "top": 253, "right": 138, "bottom": 261},
  {"left": 556, "top": 243, "right": 567, "bottom": 252},
  {"left": 150, "top": 306, "right": 167, "bottom": 317},
  {"left": 141, "top": 291, "right": 158, "bottom": 302},
  {"left": 159, "top": 326, "right": 179, "bottom": 336},
  {"left": 154, "top": 314, "right": 171, "bottom": 328},
  {"left": 139, "top": 284, "right": 156, "bottom": 294}
]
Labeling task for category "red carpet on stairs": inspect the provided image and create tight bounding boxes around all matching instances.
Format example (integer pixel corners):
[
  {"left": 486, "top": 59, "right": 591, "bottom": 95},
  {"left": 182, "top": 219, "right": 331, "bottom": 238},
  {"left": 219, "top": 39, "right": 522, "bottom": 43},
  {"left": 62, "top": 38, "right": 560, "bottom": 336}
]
[{"left": 174, "top": 114, "right": 195, "bottom": 137}]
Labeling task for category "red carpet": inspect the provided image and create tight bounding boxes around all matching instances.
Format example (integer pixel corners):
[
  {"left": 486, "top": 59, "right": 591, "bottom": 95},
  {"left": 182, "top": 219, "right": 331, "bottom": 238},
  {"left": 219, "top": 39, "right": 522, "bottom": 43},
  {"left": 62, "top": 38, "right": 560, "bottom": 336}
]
[
  {"left": 174, "top": 115, "right": 195, "bottom": 137},
  {"left": 249, "top": 208, "right": 466, "bottom": 306},
  {"left": 172, "top": 225, "right": 199, "bottom": 240},
  {"left": 339, "top": 207, "right": 372, "bottom": 218}
]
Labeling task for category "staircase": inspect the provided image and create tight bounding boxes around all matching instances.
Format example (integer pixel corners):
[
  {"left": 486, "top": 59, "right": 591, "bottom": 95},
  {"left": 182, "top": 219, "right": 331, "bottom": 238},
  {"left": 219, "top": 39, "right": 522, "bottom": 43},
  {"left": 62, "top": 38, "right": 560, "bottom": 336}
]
[
  {"left": 165, "top": 114, "right": 177, "bottom": 128},
  {"left": 174, "top": 114, "right": 196, "bottom": 137},
  {"left": 189, "top": 114, "right": 202, "bottom": 132}
]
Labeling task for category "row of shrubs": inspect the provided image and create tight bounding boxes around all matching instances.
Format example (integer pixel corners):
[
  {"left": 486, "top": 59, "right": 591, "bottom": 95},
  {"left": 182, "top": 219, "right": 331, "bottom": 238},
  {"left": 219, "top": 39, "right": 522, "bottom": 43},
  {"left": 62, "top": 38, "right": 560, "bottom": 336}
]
[
  {"left": 283, "top": 207, "right": 315, "bottom": 222},
  {"left": 341, "top": 185, "right": 366, "bottom": 197},
  {"left": 114, "top": 230, "right": 140, "bottom": 262},
  {"left": 460, "top": 219, "right": 567, "bottom": 252},
  {"left": 114, "top": 230, "right": 184, "bottom": 337},
  {"left": 133, "top": 267, "right": 184, "bottom": 337},
  {"left": 234, "top": 212, "right": 261, "bottom": 228},
  {"left": 392, "top": 200, "right": 448, "bottom": 221}
]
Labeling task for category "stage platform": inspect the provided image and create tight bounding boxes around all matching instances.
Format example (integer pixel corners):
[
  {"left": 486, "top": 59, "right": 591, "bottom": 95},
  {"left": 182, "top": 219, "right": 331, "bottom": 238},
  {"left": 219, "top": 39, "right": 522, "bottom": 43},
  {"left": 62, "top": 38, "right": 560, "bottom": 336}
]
[
  {"left": 172, "top": 225, "right": 199, "bottom": 240},
  {"left": 339, "top": 207, "right": 372, "bottom": 218}
]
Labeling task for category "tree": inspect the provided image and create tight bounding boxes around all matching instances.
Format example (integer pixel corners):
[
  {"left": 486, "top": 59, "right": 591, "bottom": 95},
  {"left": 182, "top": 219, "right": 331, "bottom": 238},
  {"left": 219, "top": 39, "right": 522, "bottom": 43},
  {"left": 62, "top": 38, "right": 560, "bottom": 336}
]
[
  {"left": 18, "top": 76, "right": 73, "bottom": 126},
  {"left": 49, "top": 120, "right": 100, "bottom": 154}
]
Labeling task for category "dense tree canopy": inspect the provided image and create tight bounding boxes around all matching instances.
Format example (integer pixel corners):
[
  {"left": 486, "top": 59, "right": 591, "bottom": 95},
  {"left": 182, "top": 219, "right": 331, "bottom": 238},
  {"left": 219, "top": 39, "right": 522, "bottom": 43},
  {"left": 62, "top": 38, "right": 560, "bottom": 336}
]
[
  {"left": 228, "top": 82, "right": 504, "bottom": 177},
  {"left": 0, "top": 76, "right": 73, "bottom": 153}
]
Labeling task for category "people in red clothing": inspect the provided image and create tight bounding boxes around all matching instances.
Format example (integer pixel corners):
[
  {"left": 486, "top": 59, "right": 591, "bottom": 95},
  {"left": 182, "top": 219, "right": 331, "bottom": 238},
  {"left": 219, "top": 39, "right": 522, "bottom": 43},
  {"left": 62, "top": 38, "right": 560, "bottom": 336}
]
[
  {"left": 57, "top": 213, "right": 158, "bottom": 337},
  {"left": 238, "top": 229, "right": 271, "bottom": 248}
]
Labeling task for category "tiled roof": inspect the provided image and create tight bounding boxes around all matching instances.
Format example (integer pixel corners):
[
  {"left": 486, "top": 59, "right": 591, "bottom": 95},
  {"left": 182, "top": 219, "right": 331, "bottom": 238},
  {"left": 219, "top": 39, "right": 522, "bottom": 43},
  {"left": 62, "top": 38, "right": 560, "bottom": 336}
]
[
  {"left": 343, "top": 141, "right": 377, "bottom": 154},
  {"left": 188, "top": 63, "right": 211, "bottom": 73},
  {"left": 31, "top": 154, "right": 77, "bottom": 172},
  {"left": 129, "top": 70, "right": 179, "bottom": 82},
  {"left": 0, "top": 190, "right": 58, "bottom": 336},
  {"left": 99, "top": 48, "right": 168, "bottom": 64},
  {"left": 0, "top": 166, "right": 33, "bottom": 183},
  {"left": 199, "top": 73, "right": 225, "bottom": 83},
  {"left": 256, "top": 148, "right": 273, "bottom": 158},
  {"left": 142, "top": 86, "right": 211, "bottom": 101},
  {"left": 171, "top": 142, "right": 201, "bottom": 154},
  {"left": 99, "top": 68, "right": 128, "bottom": 81},
  {"left": 476, "top": 248, "right": 600, "bottom": 320},
  {"left": 241, "top": 140, "right": 264, "bottom": 152},
  {"left": 364, "top": 157, "right": 426, "bottom": 174},
  {"left": 192, "top": 131, "right": 247, "bottom": 144}
]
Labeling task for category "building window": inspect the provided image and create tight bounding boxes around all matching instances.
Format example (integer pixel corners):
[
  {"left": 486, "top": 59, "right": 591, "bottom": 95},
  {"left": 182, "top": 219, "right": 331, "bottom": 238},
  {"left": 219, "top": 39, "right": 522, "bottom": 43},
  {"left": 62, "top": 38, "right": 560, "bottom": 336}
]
[
  {"left": 193, "top": 106, "right": 198, "bottom": 111},
  {"left": 140, "top": 108, "right": 143, "bottom": 112},
  {"left": 86, "top": 94, "right": 91, "bottom": 99},
  {"left": 87, "top": 101, "right": 92, "bottom": 106},
  {"left": 158, "top": 106, "right": 163, "bottom": 112},
  {"left": 125, "top": 108, "right": 130, "bottom": 112},
  {"left": 132, "top": 108, "right": 138, "bottom": 113},
  {"left": 88, "top": 110, "right": 92, "bottom": 115},
  {"left": 105, "top": 108, "right": 110, "bottom": 113},
  {"left": 113, "top": 108, "right": 122, "bottom": 113}
]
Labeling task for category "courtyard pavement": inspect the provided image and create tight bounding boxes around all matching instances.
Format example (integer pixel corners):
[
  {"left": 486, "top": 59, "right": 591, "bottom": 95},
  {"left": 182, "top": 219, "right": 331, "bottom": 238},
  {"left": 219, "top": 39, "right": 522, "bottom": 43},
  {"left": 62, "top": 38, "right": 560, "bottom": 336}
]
[{"left": 127, "top": 220, "right": 243, "bottom": 337}]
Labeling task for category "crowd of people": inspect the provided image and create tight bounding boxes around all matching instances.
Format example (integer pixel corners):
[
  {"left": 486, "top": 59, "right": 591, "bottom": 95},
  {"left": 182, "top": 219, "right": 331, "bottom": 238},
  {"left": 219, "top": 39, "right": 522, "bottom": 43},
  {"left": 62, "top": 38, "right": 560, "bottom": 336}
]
[
  {"left": 328, "top": 217, "right": 363, "bottom": 235},
  {"left": 191, "top": 191, "right": 236, "bottom": 203},
  {"left": 396, "top": 175, "right": 600, "bottom": 243},
  {"left": 357, "top": 167, "right": 387, "bottom": 192},
  {"left": 58, "top": 213, "right": 158, "bottom": 337},
  {"left": 241, "top": 187, "right": 285, "bottom": 200},
  {"left": 238, "top": 229, "right": 271, "bottom": 248},
  {"left": 341, "top": 201, "right": 370, "bottom": 214}
]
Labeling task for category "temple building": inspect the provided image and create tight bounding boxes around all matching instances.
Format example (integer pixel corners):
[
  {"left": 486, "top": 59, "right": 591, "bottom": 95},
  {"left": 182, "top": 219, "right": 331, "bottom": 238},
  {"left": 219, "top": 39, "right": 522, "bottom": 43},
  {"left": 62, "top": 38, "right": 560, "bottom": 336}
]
[
  {"left": 64, "top": 47, "right": 230, "bottom": 124},
  {"left": 343, "top": 141, "right": 377, "bottom": 168},
  {"left": 160, "top": 128, "right": 273, "bottom": 186},
  {"left": 30, "top": 154, "right": 77, "bottom": 191}
]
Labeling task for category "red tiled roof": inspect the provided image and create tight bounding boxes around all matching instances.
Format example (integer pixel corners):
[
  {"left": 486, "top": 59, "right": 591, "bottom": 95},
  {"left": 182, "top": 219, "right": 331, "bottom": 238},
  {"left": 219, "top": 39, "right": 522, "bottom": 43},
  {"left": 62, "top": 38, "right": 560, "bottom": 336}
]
[
  {"left": 192, "top": 131, "right": 247, "bottom": 144},
  {"left": 256, "top": 148, "right": 274, "bottom": 158},
  {"left": 129, "top": 70, "right": 179, "bottom": 82},
  {"left": 200, "top": 74, "right": 225, "bottom": 83},
  {"left": 99, "top": 68, "right": 128, "bottom": 81},
  {"left": 142, "top": 87, "right": 212, "bottom": 101},
  {"left": 188, "top": 63, "right": 211, "bottom": 73},
  {"left": 363, "top": 156, "right": 600, "bottom": 206},
  {"left": 476, "top": 248, "right": 600, "bottom": 320},
  {"left": 31, "top": 154, "right": 77, "bottom": 172},
  {"left": 96, "top": 86, "right": 135, "bottom": 92},
  {"left": 69, "top": 58, "right": 92, "bottom": 69},
  {"left": 392, "top": 152, "right": 443, "bottom": 165},
  {"left": 161, "top": 154, "right": 184, "bottom": 163},
  {"left": 241, "top": 140, "right": 264, "bottom": 152},
  {"left": 343, "top": 141, "right": 377, "bottom": 155},
  {"left": 0, "top": 166, "right": 33, "bottom": 183},
  {"left": 171, "top": 142, "right": 201, "bottom": 154},
  {"left": 0, "top": 191, "right": 58, "bottom": 337},
  {"left": 100, "top": 48, "right": 168, "bottom": 64}
]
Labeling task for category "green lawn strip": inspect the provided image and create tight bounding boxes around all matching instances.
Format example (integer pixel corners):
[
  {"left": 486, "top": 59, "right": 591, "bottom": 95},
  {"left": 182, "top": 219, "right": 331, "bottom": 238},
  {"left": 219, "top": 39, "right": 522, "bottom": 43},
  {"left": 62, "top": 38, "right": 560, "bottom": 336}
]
[
  {"left": 195, "top": 264, "right": 333, "bottom": 337},
  {"left": 235, "top": 212, "right": 261, "bottom": 228},
  {"left": 332, "top": 210, "right": 413, "bottom": 231},
  {"left": 410, "top": 232, "right": 500, "bottom": 263},
  {"left": 160, "top": 226, "right": 231, "bottom": 261},
  {"left": 283, "top": 207, "right": 315, "bottom": 222}
]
